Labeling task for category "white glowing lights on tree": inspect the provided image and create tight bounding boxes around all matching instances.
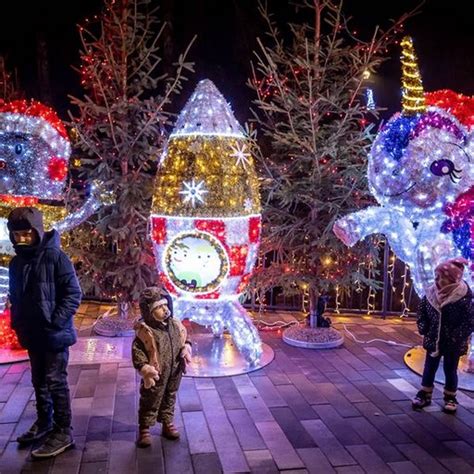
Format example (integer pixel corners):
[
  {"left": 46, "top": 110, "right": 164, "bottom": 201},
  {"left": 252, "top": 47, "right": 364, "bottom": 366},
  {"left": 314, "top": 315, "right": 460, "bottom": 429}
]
[
  {"left": 334, "top": 39, "right": 474, "bottom": 295},
  {"left": 150, "top": 79, "right": 263, "bottom": 364}
]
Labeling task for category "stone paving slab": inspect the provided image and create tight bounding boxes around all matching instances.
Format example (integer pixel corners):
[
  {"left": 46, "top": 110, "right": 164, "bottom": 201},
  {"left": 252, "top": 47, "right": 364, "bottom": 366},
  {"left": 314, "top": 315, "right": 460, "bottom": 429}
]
[{"left": 0, "top": 308, "right": 473, "bottom": 473}]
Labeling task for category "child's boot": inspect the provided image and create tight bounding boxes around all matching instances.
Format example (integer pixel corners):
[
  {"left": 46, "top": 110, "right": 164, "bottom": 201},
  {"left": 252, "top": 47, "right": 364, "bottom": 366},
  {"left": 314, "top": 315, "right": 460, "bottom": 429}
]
[
  {"left": 162, "top": 422, "right": 180, "bottom": 440},
  {"left": 137, "top": 427, "right": 152, "bottom": 448},
  {"left": 443, "top": 391, "right": 458, "bottom": 414},
  {"left": 412, "top": 388, "right": 432, "bottom": 410}
]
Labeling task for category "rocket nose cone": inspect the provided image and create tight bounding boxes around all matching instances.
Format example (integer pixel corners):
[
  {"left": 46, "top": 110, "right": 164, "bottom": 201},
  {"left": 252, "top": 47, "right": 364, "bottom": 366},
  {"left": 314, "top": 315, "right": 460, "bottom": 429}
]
[
  {"left": 195, "top": 78, "right": 219, "bottom": 90},
  {"left": 170, "top": 78, "right": 244, "bottom": 138}
]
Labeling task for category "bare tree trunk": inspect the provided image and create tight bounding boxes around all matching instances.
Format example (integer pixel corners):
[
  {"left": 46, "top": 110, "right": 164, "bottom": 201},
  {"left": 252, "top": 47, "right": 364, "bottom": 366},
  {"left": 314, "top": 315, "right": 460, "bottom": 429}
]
[
  {"left": 0, "top": 56, "right": 22, "bottom": 101},
  {"left": 308, "top": 286, "right": 319, "bottom": 328},
  {"left": 36, "top": 33, "right": 52, "bottom": 105},
  {"left": 0, "top": 57, "right": 8, "bottom": 100},
  {"left": 161, "top": 0, "right": 174, "bottom": 76}
]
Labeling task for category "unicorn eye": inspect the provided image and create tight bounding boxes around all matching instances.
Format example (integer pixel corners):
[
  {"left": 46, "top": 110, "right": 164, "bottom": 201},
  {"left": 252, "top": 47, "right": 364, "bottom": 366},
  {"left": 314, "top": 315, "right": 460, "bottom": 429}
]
[
  {"left": 430, "top": 159, "right": 462, "bottom": 183},
  {"left": 14, "top": 144, "right": 23, "bottom": 155},
  {"left": 430, "top": 159, "right": 453, "bottom": 176}
]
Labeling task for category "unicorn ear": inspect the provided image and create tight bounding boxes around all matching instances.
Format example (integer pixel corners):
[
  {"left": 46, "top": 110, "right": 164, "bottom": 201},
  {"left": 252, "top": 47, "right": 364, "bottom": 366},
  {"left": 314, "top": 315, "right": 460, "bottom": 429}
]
[{"left": 401, "top": 36, "right": 426, "bottom": 115}]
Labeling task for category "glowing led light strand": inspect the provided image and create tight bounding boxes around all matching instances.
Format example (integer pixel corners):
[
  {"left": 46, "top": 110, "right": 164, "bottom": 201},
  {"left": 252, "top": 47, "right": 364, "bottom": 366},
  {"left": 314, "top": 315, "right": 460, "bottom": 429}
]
[
  {"left": 366, "top": 261, "right": 376, "bottom": 315},
  {"left": 400, "top": 264, "right": 410, "bottom": 317},
  {"left": 366, "top": 88, "right": 375, "bottom": 110},
  {"left": 335, "top": 285, "right": 341, "bottom": 314}
]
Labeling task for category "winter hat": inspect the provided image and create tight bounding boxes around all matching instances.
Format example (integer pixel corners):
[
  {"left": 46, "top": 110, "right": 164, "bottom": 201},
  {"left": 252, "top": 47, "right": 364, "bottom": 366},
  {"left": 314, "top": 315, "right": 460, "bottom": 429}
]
[
  {"left": 139, "top": 286, "right": 173, "bottom": 324},
  {"left": 435, "top": 257, "right": 468, "bottom": 285},
  {"left": 7, "top": 207, "right": 45, "bottom": 243}
]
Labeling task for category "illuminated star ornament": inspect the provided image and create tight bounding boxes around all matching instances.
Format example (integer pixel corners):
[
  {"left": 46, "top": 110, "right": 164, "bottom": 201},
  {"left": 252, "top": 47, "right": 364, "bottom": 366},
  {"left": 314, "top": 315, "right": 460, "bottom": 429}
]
[
  {"left": 230, "top": 143, "right": 251, "bottom": 169},
  {"left": 150, "top": 79, "right": 263, "bottom": 364},
  {"left": 334, "top": 36, "right": 474, "bottom": 297},
  {"left": 179, "top": 179, "right": 208, "bottom": 207}
]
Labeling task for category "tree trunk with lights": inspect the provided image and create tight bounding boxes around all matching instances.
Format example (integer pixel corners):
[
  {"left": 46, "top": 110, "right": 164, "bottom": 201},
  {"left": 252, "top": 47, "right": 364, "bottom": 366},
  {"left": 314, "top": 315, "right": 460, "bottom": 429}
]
[
  {"left": 249, "top": 0, "right": 417, "bottom": 345},
  {"left": 68, "top": 0, "right": 194, "bottom": 334}
]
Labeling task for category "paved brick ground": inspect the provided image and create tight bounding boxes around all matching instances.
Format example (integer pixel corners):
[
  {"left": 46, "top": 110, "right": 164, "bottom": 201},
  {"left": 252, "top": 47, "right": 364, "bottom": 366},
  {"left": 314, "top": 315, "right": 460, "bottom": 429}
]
[{"left": 0, "top": 304, "right": 473, "bottom": 473}]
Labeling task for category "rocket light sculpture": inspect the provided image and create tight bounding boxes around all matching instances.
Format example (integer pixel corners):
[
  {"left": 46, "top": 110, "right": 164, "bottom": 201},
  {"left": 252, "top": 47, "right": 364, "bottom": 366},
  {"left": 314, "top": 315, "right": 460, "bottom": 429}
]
[
  {"left": 333, "top": 37, "right": 474, "bottom": 296},
  {"left": 0, "top": 99, "right": 110, "bottom": 340},
  {"left": 150, "top": 79, "right": 263, "bottom": 364}
]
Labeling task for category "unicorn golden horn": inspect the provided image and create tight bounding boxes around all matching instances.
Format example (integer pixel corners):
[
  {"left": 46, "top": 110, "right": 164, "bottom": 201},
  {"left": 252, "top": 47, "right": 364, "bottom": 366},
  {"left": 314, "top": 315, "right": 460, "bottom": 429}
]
[{"left": 400, "top": 36, "right": 426, "bottom": 114}]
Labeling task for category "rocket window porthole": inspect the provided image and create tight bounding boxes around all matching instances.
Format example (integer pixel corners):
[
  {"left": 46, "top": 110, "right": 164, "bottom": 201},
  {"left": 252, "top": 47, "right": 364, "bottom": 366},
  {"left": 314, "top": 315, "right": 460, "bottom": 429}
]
[{"left": 163, "top": 231, "right": 230, "bottom": 294}]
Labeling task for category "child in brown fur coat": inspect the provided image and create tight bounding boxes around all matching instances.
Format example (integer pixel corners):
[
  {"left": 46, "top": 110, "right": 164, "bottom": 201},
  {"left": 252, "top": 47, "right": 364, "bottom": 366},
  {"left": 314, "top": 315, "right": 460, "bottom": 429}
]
[{"left": 132, "top": 287, "right": 192, "bottom": 447}]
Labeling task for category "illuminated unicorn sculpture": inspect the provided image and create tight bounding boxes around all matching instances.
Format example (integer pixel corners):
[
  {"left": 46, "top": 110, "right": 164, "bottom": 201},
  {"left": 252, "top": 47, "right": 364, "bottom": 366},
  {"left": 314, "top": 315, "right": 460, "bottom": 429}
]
[{"left": 333, "top": 37, "right": 474, "bottom": 296}]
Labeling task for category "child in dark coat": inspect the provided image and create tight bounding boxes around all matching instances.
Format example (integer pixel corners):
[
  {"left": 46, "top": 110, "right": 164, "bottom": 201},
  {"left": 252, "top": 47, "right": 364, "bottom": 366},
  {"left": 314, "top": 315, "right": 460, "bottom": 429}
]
[
  {"left": 132, "top": 286, "right": 192, "bottom": 447},
  {"left": 8, "top": 207, "right": 82, "bottom": 457},
  {"left": 412, "top": 258, "right": 473, "bottom": 413}
]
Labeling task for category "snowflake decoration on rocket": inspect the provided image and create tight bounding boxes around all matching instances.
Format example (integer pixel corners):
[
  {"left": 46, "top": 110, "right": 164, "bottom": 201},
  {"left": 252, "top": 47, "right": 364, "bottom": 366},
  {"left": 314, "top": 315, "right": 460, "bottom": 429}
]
[
  {"left": 179, "top": 179, "right": 208, "bottom": 207},
  {"left": 188, "top": 141, "right": 203, "bottom": 154},
  {"left": 244, "top": 198, "right": 253, "bottom": 212},
  {"left": 230, "top": 143, "right": 251, "bottom": 169}
]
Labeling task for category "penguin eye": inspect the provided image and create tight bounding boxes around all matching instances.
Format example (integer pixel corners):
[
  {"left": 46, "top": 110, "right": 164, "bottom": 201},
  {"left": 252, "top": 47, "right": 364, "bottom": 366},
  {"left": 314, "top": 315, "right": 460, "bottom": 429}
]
[{"left": 14, "top": 144, "right": 23, "bottom": 155}]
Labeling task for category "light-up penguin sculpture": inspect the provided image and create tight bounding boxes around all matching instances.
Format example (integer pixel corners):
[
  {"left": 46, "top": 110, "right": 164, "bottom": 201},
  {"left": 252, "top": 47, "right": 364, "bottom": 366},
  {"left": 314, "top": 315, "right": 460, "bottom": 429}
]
[
  {"left": 150, "top": 79, "right": 262, "bottom": 364},
  {"left": 0, "top": 100, "right": 109, "bottom": 318},
  {"left": 334, "top": 37, "right": 474, "bottom": 296}
]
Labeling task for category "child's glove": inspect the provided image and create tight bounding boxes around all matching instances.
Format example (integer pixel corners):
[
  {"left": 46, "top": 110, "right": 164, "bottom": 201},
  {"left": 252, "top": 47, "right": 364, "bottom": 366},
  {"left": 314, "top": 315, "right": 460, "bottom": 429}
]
[
  {"left": 179, "top": 343, "right": 192, "bottom": 374},
  {"left": 140, "top": 364, "right": 160, "bottom": 389},
  {"left": 181, "top": 343, "right": 192, "bottom": 365}
]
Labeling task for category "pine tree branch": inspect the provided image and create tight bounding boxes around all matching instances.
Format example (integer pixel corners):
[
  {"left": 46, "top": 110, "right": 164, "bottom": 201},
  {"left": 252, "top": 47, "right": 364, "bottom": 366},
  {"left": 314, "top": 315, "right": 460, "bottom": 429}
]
[{"left": 128, "top": 35, "right": 195, "bottom": 149}]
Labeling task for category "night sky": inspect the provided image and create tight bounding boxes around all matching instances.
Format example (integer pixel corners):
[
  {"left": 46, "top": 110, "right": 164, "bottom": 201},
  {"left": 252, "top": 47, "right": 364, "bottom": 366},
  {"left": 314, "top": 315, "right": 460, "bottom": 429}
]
[{"left": 0, "top": 0, "right": 473, "bottom": 124}]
